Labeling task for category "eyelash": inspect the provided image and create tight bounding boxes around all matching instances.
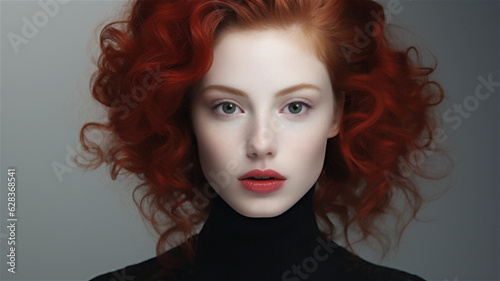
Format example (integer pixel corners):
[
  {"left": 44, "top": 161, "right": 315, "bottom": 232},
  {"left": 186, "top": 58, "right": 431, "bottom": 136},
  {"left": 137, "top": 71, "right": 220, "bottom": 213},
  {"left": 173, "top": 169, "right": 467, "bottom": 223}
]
[{"left": 211, "top": 99, "right": 313, "bottom": 117}]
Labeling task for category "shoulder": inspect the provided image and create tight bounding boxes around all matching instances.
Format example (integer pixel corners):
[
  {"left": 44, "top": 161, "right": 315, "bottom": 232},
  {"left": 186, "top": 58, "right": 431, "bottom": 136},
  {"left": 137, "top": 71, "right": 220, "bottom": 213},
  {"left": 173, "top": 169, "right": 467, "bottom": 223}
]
[
  {"left": 89, "top": 255, "right": 164, "bottom": 281},
  {"left": 349, "top": 261, "right": 426, "bottom": 281},
  {"left": 89, "top": 245, "right": 186, "bottom": 281},
  {"left": 335, "top": 245, "right": 426, "bottom": 281}
]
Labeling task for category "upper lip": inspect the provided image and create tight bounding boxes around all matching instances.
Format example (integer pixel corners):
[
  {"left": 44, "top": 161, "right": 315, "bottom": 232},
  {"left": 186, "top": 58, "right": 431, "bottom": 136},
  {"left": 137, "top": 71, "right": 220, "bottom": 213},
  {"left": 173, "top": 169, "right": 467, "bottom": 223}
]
[{"left": 238, "top": 169, "right": 286, "bottom": 180}]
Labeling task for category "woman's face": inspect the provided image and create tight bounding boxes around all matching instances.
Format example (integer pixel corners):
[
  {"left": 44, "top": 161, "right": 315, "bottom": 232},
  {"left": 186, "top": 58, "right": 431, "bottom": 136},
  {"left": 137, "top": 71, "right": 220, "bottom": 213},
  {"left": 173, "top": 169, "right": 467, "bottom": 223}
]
[{"left": 190, "top": 28, "right": 340, "bottom": 217}]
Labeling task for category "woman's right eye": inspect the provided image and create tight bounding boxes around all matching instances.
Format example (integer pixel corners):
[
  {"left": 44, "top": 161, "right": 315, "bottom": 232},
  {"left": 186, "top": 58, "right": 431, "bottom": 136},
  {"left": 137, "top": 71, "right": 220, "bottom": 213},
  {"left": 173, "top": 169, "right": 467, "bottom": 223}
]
[{"left": 213, "top": 102, "right": 243, "bottom": 115}]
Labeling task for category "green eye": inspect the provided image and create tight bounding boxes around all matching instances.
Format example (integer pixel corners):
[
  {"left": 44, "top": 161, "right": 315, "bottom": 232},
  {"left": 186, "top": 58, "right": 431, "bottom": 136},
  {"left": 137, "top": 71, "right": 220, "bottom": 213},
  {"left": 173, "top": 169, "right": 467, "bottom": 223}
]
[
  {"left": 222, "top": 103, "right": 237, "bottom": 114},
  {"left": 288, "top": 103, "right": 303, "bottom": 114}
]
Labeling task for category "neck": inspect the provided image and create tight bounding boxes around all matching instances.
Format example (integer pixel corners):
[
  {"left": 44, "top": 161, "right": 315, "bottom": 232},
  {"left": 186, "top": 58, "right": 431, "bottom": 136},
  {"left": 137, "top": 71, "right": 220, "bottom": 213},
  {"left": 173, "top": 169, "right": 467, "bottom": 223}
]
[{"left": 193, "top": 186, "right": 322, "bottom": 280}]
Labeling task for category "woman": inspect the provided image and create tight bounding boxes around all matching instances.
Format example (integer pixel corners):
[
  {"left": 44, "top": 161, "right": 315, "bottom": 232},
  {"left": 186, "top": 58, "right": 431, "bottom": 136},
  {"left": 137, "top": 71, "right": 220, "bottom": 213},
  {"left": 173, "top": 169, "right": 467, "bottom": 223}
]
[{"left": 80, "top": 0, "right": 447, "bottom": 280}]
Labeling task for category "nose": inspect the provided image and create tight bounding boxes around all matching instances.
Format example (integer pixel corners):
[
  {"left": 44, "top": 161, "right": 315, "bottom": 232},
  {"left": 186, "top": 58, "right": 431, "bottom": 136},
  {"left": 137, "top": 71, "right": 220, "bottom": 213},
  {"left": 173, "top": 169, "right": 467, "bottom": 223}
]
[{"left": 246, "top": 114, "right": 278, "bottom": 159}]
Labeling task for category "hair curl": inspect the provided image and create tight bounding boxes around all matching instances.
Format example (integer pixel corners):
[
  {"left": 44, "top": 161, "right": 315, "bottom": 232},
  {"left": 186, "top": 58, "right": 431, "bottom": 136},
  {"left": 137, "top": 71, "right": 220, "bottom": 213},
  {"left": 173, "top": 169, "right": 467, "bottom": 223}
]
[{"left": 77, "top": 0, "right": 449, "bottom": 273}]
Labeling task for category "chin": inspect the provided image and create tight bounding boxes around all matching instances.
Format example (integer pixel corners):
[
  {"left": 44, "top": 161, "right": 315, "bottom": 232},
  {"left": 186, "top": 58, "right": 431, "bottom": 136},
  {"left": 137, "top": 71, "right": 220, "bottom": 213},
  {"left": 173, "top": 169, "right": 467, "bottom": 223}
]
[
  {"left": 240, "top": 209, "right": 284, "bottom": 218},
  {"left": 235, "top": 200, "right": 291, "bottom": 218}
]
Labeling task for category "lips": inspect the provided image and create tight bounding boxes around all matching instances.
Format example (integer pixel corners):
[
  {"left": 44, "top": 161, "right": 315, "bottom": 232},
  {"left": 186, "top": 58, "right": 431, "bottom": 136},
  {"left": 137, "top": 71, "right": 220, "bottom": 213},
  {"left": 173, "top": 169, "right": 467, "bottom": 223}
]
[
  {"left": 238, "top": 169, "right": 286, "bottom": 193},
  {"left": 238, "top": 169, "right": 286, "bottom": 180}
]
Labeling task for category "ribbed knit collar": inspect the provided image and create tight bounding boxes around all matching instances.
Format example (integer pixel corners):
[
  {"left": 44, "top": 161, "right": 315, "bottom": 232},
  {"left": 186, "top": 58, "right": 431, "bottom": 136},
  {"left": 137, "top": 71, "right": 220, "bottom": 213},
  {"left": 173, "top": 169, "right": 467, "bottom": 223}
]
[{"left": 191, "top": 185, "right": 341, "bottom": 280}]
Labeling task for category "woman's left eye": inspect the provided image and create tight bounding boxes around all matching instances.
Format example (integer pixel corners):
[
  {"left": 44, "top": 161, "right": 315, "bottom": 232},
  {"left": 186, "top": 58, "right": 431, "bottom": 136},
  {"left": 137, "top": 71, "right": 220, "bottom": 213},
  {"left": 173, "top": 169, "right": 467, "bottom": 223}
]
[{"left": 282, "top": 102, "right": 310, "bottom": 115}]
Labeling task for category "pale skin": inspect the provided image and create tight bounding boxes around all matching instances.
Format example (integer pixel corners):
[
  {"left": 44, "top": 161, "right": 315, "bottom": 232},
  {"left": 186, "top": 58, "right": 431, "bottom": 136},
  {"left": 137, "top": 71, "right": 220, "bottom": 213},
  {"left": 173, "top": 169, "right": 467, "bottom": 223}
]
[{"left": 190, "top": 27, "right": 342, "bottom": 218}]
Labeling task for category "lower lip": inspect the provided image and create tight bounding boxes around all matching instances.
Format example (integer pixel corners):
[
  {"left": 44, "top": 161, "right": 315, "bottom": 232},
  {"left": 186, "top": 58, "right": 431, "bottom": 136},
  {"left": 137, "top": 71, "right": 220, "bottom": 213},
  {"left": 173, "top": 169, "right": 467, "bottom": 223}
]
[{"left": 239, "top": 179, "right": 285, "bottom": 193}]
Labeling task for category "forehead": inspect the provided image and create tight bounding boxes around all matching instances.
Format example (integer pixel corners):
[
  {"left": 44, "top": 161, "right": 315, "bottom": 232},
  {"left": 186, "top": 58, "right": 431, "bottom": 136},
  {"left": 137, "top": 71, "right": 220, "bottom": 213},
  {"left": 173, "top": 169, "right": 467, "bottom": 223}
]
[{"left": 199, "top": 28, "right": 331, "bottom": 92}]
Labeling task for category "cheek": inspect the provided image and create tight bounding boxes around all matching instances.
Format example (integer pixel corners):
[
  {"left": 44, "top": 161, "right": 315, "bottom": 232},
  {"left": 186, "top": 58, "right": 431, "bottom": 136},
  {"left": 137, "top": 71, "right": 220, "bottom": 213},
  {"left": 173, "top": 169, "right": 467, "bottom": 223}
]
[
  {"left": 296, "top": 134, "right": 328, "bottom": 164},
  {"left": 285, "top": 122, "right": 330, "bottom": 169},
  {"left": 194, "top": 125, "right": 242, "bottom": 174}
]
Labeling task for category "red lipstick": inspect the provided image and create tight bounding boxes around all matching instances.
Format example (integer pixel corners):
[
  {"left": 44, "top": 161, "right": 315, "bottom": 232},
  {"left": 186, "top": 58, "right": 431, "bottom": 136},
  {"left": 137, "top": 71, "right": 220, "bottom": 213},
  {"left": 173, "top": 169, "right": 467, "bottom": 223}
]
[{"left": 238, "top": 169, "right": 286, "bottom": 193}]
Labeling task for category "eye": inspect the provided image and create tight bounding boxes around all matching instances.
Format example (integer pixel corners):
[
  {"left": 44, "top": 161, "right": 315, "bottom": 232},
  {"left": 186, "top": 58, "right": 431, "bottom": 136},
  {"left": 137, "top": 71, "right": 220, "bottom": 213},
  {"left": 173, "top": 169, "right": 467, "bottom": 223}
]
[
  {"left": 282, "top": 101, "right": 311, "bottom": 115},
  {"left": 287, "top": 103, "right": 303, "bottom": 114},
  {"left": 213, "top": 102, "right": 242, "bottom": 115}
]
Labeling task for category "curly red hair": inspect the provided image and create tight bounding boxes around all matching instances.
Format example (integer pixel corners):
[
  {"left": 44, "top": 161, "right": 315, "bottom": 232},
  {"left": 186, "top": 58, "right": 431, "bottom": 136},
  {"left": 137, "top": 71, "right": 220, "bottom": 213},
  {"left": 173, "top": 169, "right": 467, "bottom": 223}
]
[{"left": 78, "top": 0, "right": 448, "bottom": 272}]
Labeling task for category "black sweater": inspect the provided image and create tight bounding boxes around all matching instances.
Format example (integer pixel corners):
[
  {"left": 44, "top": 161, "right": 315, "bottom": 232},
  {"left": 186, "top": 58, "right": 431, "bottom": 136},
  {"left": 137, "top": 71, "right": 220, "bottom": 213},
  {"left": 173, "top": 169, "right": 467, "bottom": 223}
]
[{"left": 90, "top": 186, "right": 425, "bottom": 281}]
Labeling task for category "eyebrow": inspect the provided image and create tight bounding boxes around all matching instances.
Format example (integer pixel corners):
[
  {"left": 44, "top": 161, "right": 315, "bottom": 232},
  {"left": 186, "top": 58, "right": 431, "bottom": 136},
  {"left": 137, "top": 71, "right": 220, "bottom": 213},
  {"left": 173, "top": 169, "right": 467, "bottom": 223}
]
[{"left": 201, "top": 83, "right": 321, "bottom": 98}]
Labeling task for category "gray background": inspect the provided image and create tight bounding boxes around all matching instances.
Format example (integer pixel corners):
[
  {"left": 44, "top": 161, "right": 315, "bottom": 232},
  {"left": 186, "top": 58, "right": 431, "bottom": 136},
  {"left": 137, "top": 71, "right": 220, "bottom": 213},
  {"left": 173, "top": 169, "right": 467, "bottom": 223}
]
[{"left": 1, "top": 0, "right": 498, "bottom": 280}]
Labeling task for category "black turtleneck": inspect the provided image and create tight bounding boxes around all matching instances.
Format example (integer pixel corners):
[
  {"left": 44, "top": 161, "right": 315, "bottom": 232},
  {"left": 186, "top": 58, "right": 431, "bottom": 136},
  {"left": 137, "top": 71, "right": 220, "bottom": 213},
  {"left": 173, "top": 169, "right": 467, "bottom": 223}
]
[
  {"left": 90, "top": 186, "right": 426, "bottom": 281},
  {"left": 193, "top": 185, "right": 327, "bottom": 280}
]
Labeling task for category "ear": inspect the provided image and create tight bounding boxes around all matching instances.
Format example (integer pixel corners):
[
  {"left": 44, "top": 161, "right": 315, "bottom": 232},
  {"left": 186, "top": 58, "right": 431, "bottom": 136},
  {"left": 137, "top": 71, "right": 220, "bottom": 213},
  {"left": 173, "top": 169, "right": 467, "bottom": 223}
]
[
  {"left": 327, "top": 120, "right": 340, "bottom": 138},
  {"left": 327, "top": 91, "right": 344, "bottom": 139}
]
